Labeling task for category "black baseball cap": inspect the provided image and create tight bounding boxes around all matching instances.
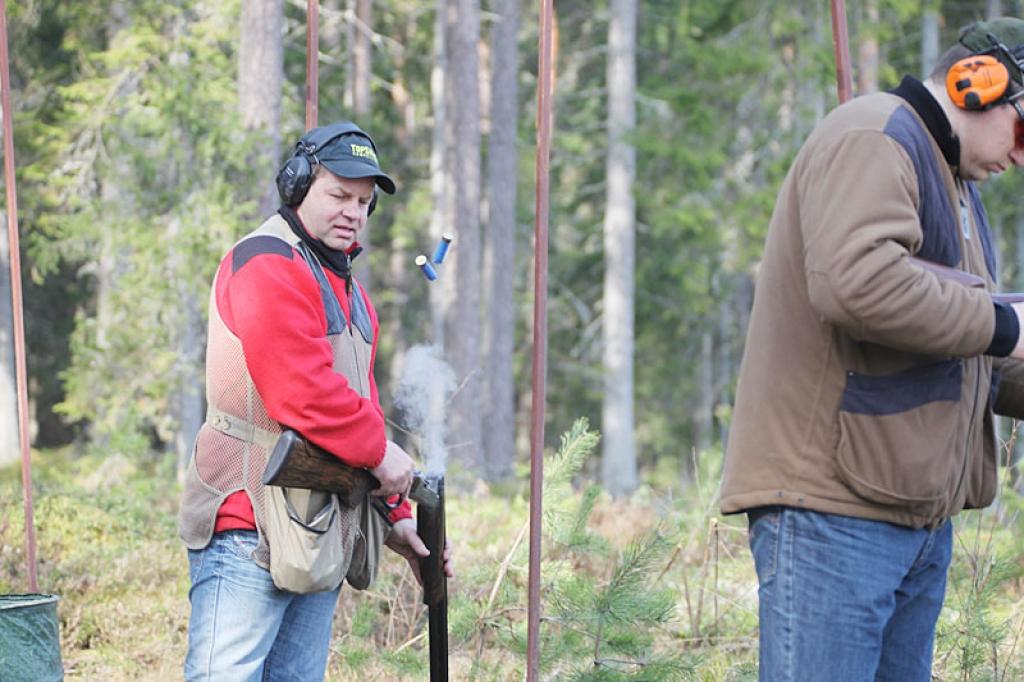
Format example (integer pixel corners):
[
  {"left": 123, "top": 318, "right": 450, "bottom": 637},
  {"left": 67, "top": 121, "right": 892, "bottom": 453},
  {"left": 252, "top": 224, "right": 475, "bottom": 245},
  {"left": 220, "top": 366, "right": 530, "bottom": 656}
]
[{"left": 305, "top": 123, "right": 396, "bottom": 194}]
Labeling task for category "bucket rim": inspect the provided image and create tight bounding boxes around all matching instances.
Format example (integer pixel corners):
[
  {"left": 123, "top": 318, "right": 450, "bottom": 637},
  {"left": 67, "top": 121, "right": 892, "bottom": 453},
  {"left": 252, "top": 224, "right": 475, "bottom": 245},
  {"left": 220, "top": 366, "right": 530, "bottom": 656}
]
[{"left": 0, "top": 593, "right": 60, "bottom": 610}]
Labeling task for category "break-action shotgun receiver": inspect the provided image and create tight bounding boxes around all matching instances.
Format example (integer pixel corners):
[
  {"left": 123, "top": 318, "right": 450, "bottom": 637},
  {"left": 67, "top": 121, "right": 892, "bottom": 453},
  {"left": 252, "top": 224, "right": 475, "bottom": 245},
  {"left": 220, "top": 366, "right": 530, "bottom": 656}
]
[{"left": 261, "top": 429, "right": 449, "bottom": 681}]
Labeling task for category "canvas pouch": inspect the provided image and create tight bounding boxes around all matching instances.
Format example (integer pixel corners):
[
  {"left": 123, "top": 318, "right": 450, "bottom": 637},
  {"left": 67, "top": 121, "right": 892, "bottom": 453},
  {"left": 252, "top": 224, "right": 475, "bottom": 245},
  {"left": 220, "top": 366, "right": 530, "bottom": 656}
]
[{"left": 265, "top": 486, "right": 348, "bottom": 593}]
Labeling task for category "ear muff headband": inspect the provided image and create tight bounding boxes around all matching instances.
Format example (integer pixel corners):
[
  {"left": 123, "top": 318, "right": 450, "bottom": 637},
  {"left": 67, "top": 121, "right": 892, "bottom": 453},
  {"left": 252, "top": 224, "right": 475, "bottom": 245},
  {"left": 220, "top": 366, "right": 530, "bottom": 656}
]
[
  {"left": 947, "top": 54, "right": 1012, "bottom": 110},
  {"left": 275, "top": 122, "right": 381, "bottom": 215}
]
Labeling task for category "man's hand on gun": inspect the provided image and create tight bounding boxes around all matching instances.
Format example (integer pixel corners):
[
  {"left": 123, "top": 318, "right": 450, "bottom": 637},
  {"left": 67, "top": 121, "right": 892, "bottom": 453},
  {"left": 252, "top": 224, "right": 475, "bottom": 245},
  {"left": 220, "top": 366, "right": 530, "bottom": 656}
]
[
  {"left": 370, "top": 440, "right": 415, "bottom": 499},
  {"left": 385, "top": 521, "right": 455, "bottom": 586}
]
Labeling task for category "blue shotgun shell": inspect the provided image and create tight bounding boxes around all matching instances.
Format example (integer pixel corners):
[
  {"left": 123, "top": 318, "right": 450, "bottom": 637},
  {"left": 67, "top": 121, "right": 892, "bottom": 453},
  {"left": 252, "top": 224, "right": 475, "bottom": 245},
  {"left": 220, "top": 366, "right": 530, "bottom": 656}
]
[
  {"left": 432, "top": 233, "right": 453, "bottom": 264},
  {"left": 416, "top": 255, "right": 438, "bottom": 281}
]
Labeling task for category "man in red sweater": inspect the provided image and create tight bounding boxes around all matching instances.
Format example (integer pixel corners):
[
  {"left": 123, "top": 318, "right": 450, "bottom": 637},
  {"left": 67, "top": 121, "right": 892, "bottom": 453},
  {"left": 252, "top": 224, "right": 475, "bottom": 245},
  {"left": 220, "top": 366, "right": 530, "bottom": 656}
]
[{"left": 179, "top": 121, "right": 452, "bottom": 680}]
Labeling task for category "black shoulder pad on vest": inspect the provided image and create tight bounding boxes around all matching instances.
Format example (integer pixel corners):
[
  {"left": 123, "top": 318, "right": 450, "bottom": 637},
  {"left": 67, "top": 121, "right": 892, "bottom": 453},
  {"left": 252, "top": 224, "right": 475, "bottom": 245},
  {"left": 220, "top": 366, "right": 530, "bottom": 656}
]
[{"left": 233, "top": 235, "right": 294, "bottom": 273}]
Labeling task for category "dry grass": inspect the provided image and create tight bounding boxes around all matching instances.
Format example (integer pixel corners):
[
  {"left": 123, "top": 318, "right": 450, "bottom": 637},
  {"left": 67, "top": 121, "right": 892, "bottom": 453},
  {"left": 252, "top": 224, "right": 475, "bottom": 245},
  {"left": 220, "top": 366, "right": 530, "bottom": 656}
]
[{"left": 2, "top": 449, "right": 1022, "bottom": 680}]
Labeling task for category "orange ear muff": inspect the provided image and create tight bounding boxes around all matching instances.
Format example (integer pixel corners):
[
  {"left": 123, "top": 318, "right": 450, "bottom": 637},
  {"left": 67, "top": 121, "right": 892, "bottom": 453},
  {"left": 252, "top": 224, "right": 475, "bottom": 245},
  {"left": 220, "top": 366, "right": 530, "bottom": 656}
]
[{"left": 947, "top": 54, "right": 1011, "bottom": 110}]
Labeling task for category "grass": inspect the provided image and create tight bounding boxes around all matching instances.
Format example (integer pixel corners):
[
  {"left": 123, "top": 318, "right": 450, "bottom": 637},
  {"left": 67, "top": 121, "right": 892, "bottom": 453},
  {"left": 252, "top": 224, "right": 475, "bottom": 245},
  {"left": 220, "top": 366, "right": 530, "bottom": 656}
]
[{"left": 0, "top": 441, "right": 1022, "bottom": 680}]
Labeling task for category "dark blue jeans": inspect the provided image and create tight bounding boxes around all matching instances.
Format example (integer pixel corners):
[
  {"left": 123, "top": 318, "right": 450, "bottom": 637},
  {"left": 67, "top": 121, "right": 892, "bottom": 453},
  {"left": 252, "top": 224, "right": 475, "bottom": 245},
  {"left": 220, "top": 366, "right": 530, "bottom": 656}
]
[{"left": 748, "top": 507, "right": 952, "bottom": 681}]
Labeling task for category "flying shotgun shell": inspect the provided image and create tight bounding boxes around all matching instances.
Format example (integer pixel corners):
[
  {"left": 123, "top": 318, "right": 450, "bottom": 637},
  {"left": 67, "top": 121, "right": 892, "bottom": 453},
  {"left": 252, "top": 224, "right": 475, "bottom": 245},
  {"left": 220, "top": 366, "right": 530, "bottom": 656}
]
[
  {"left": 431, "top": 233, "right": 453, "bottom": 264},
  {"left": 416, "top": 255, "right": 438, "bottom": 281}
]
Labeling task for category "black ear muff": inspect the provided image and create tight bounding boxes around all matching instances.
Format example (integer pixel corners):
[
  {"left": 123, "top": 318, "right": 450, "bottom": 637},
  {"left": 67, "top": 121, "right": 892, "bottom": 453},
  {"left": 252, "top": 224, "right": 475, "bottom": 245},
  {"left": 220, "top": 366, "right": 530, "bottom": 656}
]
[
  {"left": 276, "top": 121, "right": 386, "bottom": 212},
  {"left": 947, "top": 54, "right": 1011, "bottom": 110},
  {"left": 276, "top": 154, "right": 315, "bottom": 207},
  {"left": 367, "top": 188, "right": 378, "bottom": 217}
]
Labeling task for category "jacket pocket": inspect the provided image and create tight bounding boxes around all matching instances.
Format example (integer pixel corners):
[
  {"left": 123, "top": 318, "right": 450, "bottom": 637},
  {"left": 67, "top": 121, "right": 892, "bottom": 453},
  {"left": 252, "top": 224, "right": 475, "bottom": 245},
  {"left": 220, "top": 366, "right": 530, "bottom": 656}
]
[{"left": 835, "top": 359, "right": 962, "bottom": 513}]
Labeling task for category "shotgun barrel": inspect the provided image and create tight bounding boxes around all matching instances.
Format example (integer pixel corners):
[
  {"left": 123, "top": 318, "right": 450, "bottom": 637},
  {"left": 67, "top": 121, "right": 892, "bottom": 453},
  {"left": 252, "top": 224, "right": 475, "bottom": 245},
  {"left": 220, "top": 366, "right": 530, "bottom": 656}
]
[
  {"left": 909, "top": 256, "right": 1024, "bottom": 304},
  {"left": 416, "top": 474, "right": 448, "bottom": 682}
]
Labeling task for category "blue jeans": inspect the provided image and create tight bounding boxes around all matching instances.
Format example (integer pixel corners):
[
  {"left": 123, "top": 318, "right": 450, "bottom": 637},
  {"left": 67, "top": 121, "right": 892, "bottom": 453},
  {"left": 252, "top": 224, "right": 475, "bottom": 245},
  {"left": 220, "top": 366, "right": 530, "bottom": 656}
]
[
  {"left": 748, "top": 507, "right": 952, "bottom": 682},
  {"left": 185, "top": 530, "right": 342, "bottom": 681}
]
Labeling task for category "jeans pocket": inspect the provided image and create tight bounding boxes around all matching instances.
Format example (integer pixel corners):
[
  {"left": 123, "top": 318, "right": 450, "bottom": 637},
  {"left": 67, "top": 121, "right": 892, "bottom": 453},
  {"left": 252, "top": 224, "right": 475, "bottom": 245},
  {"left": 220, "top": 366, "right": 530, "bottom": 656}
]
[
  {"left": 222, "top": 531, "right": 259, "bottom": 562},
  {"left": 187, "top": 548, "right": 206, "bottom": 585},
  {"left": 748, "top": 509, "right": 780, "bottom": 584}
]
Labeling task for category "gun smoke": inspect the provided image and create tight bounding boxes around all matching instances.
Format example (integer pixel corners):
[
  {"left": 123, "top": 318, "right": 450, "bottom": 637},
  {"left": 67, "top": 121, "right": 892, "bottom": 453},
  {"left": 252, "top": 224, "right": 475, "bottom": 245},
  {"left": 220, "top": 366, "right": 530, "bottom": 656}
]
[{"left": 394, "top": 344, "right": 456, "bottom": 474}]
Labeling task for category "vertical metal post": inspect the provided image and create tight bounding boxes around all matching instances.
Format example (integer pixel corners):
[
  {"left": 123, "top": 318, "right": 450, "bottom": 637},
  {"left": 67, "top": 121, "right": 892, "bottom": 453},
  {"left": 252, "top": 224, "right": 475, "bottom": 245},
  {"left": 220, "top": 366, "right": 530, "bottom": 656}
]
[
  {"left": 0, "top": 0, "right": 38, "bottom": 592},
  {"left": 829, "top": 0, "right": 854, "bottom": 104},
  {"left": 306, "top": 0, "right": 320, "bottom": 129},
  {"left": 527, "top": 0, "right": 554, "bottom": 678}
]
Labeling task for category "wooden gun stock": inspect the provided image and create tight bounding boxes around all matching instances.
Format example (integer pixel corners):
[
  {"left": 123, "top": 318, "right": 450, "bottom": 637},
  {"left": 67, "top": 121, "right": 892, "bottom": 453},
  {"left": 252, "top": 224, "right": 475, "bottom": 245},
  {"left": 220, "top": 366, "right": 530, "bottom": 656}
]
[
  {"left": 262, "top": 430, "right": 379, "bottom": 508},
  {"left": 909, "top": 256, "right": 1024, "bottom": 304}
]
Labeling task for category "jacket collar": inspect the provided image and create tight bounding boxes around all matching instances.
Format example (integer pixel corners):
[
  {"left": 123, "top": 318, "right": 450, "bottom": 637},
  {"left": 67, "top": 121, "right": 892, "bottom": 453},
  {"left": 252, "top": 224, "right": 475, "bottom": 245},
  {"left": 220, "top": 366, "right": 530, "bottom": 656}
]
[
  {"left": 278, "top": 205, "right": 361, "bottom": 287},
  {"left": 889, "top": 75, "right": 960, "bottom": 168}
]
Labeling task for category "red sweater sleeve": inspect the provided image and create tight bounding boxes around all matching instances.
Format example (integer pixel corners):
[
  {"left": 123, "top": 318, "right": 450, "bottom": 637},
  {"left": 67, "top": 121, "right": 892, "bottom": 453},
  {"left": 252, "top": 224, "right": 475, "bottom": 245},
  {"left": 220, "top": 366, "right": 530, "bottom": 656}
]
[
  {"left": 219, "top": 247, "right": 387, "bottom": 468},
  {"left": 389, "top": 499, "right": 413, "bottom": 523}
]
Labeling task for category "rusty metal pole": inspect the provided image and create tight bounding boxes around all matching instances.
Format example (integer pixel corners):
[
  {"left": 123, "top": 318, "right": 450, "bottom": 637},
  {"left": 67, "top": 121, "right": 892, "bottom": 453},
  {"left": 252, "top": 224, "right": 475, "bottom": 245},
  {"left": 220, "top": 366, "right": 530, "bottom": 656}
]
[
  {"left": 527, "top": 0, "right": 555, "bottom": 678},
  {"left": 0, "top": 0, "right": 38, "bottom": 593},
  {"left": 306, "top": 0, "right": 320, "bottom": 130},
  {"left": 829, "top": 0, "right": 854, "bottom": 104}
]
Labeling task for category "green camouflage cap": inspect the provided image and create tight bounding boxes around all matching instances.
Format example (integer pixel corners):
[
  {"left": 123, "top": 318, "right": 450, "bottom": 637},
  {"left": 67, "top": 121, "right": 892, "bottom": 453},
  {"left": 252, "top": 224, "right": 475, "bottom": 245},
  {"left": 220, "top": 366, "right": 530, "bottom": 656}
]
[{"left": 960, "top": 17, "right": 1024, "bottom": 84}]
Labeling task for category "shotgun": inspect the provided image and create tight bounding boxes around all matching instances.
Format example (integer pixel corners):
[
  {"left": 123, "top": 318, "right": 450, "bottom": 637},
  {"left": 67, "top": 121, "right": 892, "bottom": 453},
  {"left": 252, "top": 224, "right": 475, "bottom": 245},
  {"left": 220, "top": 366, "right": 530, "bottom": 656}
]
[
  {"left": 262, "top": 430, "right": 448, "bottom": 679},
  {"left": 416, "top": 473, "right": 448, "bottom": 682},
  {"left": 909, "top": 256, "right": 1024, "bottom": 304}
]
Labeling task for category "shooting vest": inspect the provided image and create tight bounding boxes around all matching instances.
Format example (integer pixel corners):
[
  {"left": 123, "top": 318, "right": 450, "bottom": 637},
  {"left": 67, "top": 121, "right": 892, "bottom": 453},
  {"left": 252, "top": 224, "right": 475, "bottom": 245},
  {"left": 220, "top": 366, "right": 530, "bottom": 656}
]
[{"left": 179, "top": 214, "right": 379, "bottom": 586}]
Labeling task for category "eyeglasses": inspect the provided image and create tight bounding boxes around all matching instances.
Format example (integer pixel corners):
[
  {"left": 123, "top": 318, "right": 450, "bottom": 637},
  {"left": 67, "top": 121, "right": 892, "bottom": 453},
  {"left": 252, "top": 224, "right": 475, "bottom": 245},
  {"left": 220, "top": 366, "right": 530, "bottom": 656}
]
[
  {"left": 1009, "top": 89, "right": 1024, "bottom": 122},
  {"left": 1006, "top": 89, "right": 1024, "bottom": 148}
]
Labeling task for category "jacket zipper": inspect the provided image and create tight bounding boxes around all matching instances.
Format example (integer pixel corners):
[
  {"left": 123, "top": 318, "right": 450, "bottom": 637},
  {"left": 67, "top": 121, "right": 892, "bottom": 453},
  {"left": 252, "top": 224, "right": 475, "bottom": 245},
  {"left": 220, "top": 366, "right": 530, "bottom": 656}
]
[
  {"left": 937, "top": 182, "right": 984, "bottom": 528},
  {"left": 937, "top": 355, "right": 982, "bottom": 529}
]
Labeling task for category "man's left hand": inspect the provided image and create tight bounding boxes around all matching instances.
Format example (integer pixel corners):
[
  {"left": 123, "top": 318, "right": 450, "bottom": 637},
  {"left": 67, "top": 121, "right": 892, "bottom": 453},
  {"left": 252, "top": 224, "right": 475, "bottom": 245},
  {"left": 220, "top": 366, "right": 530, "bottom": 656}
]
[{"left": 384, "top": 518, "right": 455, "bottom": 585}]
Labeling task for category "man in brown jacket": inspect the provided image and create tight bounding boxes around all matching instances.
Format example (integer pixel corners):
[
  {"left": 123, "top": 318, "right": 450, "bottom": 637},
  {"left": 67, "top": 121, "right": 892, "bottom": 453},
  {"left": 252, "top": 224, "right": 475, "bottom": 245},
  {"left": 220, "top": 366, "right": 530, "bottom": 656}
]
[{"left": 721, "top": 18, "right": 1024, "bottom": 681}]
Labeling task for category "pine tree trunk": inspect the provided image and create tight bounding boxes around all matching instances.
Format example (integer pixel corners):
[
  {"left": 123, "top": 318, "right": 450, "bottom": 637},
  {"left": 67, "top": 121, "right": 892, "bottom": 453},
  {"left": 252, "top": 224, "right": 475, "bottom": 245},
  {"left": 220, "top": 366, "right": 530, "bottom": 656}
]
[
  {"left": 601, "top": 0, "right": 637, "bottom": 497},
  {"left": 430, "top": 0, "right": 451, "bottom": 348},
  {"left": 344, "top": 0, "right": 375, "bottom": 288},
  {"left": 694, "top": 330, "right": 713, "bottom": 460},
  {"left": 717, "top": 289, "right": 734, "bottom": 450},
  {"left": 352, "top": 0, "right": 372, "bottom": 115},
  {"left": 444, "top": 0, "right": 484, "bottom": 472},
  {"left": 921, "top": 10, "right": 940, "bottom": 79},
  {"left": 239, "top": 0, "right": 284, "bottom": 217},
  {"left": 323, "top": 0, "right": 343, "bottom": 53},
  {"left": 0, "top": 214, "right": 19, "bottom": 464},
  {"left": 806, "top": 0, "right": 826, "bottom": 125},
  {"left": 168, "top": 216, "right": 205, "bottom": 479},
  {"left": 857, "top": 1, "right": 879, "bottom": 94},
  {"left": 383, "top": 13, "right": 422, "bottom": 425},
  {"left": 173, "top": 309, "right": 204, "bottom": 478},
  {"left": 482, "top": 0, "right": 519, "bottom": 483}
]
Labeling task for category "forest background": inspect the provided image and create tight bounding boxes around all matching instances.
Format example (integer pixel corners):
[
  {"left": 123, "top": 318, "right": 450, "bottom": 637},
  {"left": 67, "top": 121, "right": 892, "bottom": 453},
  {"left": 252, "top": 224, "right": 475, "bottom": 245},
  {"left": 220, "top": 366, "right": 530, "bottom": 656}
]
[{"left": 2, "top": 0, "right": 1024, "bottom": 680}]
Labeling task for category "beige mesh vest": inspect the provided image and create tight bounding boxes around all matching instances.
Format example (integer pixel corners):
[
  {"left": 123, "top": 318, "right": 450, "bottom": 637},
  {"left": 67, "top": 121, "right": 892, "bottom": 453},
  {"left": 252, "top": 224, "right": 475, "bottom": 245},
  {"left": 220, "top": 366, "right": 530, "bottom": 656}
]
[{"left": 179, "top": 214, "right": 376, "bottom": 570}]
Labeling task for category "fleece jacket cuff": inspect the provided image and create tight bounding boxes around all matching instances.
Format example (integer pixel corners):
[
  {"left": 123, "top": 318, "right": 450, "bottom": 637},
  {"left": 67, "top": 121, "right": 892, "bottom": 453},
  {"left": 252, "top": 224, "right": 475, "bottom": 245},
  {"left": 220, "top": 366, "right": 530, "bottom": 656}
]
[{"left": 986, "top": 301, "right": 1019, "bottom": 357}]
